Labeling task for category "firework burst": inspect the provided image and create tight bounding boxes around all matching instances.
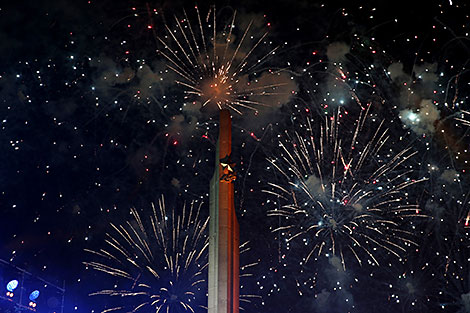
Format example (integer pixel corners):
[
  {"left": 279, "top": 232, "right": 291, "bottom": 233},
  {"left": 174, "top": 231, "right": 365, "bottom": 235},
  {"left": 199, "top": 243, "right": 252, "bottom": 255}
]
[
  {"left": 157, "top": 5, "right": 288, "bottom": 114},
  {"left": 265, "top": 104, "right": 427, "bottom": 269},
  {"left": 84, "top": 196, "right": 209, "bottom": 313},
  {"left": 84, "top": 196, "right": 260, "bottom": 312}
]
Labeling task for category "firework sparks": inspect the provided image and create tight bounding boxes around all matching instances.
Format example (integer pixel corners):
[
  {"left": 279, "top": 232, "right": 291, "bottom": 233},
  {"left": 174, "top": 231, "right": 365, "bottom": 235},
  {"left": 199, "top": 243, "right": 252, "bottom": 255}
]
[
  {"left": 454, "top": 110, "right": 470, "bottom": 127},
  {"left": 84, "top": 196, "right": 260, "bottom": 312},
  {"left": 84, "top": 196, "right": 209, "bottom": 313},
  {"left": 157, "top": 6, "right": 289, "bottom": 114},
  {"left": 266, "top": 105, "right": 427, "bottom": 269}
]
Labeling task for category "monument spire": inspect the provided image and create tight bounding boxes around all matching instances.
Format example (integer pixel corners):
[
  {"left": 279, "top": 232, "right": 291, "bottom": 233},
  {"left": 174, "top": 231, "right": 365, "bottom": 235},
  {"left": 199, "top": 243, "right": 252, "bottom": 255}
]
[{"left": 208, "top": 109, "right": 239, "bottom": 313}]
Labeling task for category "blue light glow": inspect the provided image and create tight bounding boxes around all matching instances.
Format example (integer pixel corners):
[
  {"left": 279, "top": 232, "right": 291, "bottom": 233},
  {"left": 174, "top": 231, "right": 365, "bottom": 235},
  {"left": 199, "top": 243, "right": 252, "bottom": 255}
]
[
  {"left": 6, "top": 280, "right": 19, "bottom": 292},
  {"left": 29, "top": 290, "right": 40, "bottom": 301}
]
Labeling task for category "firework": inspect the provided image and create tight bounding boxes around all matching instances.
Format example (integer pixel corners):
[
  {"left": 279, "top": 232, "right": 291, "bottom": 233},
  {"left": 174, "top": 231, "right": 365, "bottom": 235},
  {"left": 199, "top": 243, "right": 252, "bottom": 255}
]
[
  {"left": 265, "top": 104, "right": 427, "bottom": 269},
  {"left": 84, "top": 196, "right": 209, "bottom": 313},
  {"left": 84, "top": 196, "right": 260, "bottom": 312},
  {"left": 157, "top": 5, "right": 289, "bottom": 114}
]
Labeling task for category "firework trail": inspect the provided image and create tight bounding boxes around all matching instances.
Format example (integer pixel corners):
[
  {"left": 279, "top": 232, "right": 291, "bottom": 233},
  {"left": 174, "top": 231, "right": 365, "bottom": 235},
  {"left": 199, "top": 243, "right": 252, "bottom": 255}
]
[
  {"left": 454, "top": 110, "right": 470, "bottom": 127},
  {"left": 265, "top": 104, "right": 427, "bottom": 269},
  {"left": 84, "top": 196, "right": 209, "bottom": 313},
  {"left": 157, "top": 5, "right": 289, "bottom": 115}
]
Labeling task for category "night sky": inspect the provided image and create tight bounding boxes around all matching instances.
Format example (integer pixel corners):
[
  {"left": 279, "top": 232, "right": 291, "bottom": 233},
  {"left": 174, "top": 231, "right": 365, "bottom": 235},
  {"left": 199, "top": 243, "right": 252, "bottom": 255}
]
[{"left": 1, "top": 0, "right": 470, "bottom": 312}]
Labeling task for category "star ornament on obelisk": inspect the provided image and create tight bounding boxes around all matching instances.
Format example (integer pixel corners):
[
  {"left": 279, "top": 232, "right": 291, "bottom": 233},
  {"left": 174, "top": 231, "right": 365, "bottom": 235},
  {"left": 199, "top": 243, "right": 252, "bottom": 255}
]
[{"left": 208, "top": 109, "right": 239, "bottom": 313}]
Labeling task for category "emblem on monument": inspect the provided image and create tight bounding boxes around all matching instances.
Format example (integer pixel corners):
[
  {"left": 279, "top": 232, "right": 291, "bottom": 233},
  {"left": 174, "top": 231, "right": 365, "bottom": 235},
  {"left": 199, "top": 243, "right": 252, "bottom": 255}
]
[{"left": 220, "top": 154, "right": 237, "bottom": 182}]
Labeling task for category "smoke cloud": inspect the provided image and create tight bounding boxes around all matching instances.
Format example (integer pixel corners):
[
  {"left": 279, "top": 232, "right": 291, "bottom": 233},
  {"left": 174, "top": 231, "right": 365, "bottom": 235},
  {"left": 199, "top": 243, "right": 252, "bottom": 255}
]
[
  {"left": 399, "top": 99, "right": 440, "bottom": 135},
  {"left": 304, "top": 174, "right": 324, "bottom": 197},
  {"left": 89, "top": 56, "right": 169, "bottom": 101},
  {"left": 439, "top": 169, "right": 459, "bottom": 184},
  {"left": 166, "top": 114, "right": 199, "bottom": 145},
  {"left": 461, "top": 291, "right": 470, "bottom": 313},
  {"left": 326, "top": 42, "right": 350, "bottom": 63},
  {"left": 388, "top": 62, "right": 408, "bottom": 82}
]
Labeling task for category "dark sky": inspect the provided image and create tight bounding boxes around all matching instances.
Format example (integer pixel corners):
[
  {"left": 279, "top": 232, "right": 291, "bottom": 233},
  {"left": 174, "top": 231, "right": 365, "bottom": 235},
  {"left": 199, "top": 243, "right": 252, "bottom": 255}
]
[{"left": 1, "top": 0, "right": 470, "bottom": 312}]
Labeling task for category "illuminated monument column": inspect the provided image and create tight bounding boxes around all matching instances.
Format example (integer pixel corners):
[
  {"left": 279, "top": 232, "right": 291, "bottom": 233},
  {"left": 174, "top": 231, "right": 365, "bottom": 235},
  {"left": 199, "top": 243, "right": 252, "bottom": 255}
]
[{"left": 208, "top": 109, "right": 239, "bottom": 313}]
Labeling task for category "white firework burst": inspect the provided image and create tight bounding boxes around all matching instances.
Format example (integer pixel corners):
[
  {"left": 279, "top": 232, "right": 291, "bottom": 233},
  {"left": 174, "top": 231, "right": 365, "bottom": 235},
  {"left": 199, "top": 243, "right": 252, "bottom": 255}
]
[
  {"left": 157, "top": 5, "right": 289, "bottom": 114},
  {"left": 85, "top": 196, "right": 208, "bottom": 313},
  {"left": 266, "top": 105, "right": 427, "bottom": 269}
]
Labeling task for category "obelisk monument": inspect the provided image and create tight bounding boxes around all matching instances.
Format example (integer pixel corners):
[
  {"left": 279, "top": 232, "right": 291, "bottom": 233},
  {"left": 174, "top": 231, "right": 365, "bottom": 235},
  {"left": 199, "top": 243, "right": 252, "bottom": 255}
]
[{"left": 208, "top": 109, "right": 239, "bottom": 313}]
